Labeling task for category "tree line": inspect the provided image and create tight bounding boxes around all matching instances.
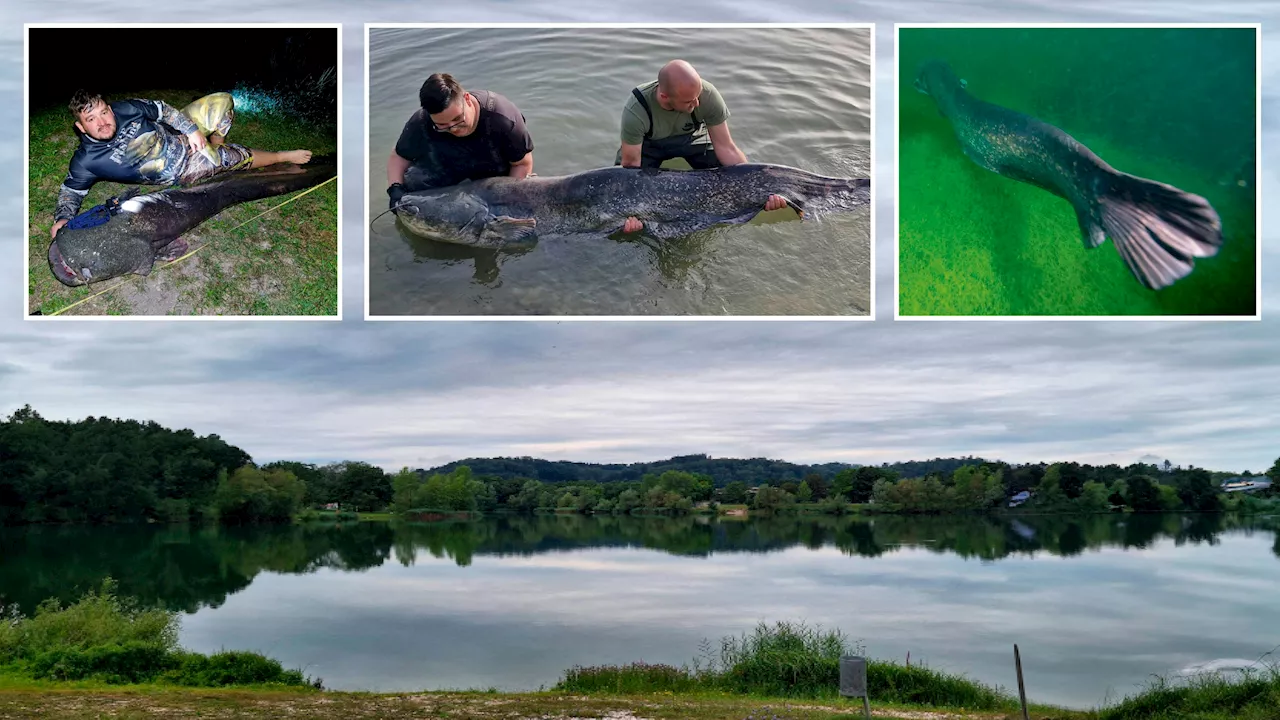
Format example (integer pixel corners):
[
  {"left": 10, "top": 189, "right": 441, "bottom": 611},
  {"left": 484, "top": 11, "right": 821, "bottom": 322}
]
[{"left": 2, "top": 406, "right": 1275, "bottom": 526}]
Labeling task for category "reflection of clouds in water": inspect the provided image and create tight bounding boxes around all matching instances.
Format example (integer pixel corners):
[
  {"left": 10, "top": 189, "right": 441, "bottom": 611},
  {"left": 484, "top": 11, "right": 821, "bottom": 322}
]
[{"left": 171, "top": 528, "right": 1280, "bottom": 706}]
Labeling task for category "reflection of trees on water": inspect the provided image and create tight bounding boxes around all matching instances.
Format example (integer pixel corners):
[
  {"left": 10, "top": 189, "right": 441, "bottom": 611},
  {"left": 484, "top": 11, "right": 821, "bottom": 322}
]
[
  {"left": 0, "top": 521, "right": 393, "bottom": 616},
  {"left": 2, "top": 513, "right": 1276, "bottom": 615}
]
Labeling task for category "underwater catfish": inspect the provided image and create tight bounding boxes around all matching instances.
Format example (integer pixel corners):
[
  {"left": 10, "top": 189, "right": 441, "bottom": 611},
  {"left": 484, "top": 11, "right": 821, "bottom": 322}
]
[{"left": 913, "top": 59, "right": 1222, "bottom": 291}]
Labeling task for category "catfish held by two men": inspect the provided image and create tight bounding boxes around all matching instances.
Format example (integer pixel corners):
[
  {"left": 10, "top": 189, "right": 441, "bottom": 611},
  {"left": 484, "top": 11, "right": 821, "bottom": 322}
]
[
  {"left": 392, "top": 162, "right": 871, "bottom": 248},
  {"left": 913, "top": 58, "right": 1223, "bottom": 291},
  {"left": 47, "top": 156, "right": 337, "bottom": 287}
]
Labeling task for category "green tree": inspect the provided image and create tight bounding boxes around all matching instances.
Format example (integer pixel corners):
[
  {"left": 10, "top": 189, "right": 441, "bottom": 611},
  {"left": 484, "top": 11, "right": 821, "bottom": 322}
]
[
  {"left": 1077, "top": 481, "right": 1112, "bottom": 513},
  {"left": 721, "top": 481, "right": 748, "bottom": 504},
  {"left": 803, "top": 473, "right": 829, "bottom": 500},
  {"left": 753, "top": 485, "right": 795, "bottom": 514},
  {"left": 390, "top": 468, "right": 421, "bottom": 514},
  {"left": 796, "top": 481, "right": 813, "bottom": 503},
  {"left": 1176, "top": 468, "right": 1222, "bottom": 513},
  {"left": 1125, "top": 475, "right": 1162, "bottom": 513}
]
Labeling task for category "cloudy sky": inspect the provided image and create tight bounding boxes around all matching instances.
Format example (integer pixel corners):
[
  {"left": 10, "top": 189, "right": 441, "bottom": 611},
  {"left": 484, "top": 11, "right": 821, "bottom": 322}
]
[{"left": 3, "top": 1, "right": 1276, "bottom": 474}]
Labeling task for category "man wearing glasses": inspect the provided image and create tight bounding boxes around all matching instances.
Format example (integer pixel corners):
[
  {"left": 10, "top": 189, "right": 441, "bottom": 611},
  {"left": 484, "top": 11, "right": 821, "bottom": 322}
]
[{"left": 386, "top": 73, "right": 534, "bottom": 212}]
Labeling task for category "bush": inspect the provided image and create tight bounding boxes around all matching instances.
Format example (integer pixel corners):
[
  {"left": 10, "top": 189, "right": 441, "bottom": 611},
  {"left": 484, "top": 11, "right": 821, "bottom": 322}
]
[
  {"left": 557, "top": 662, "right": 698, "bottom": 694},
  {"left": 0, "top": 580, "right": 318, "bottom": 689},
  {"left": 162, "top": 649, "right": 313, "bottom": 687},
  {"left": 0, "top": 579, "right": 177, "bottom": 664},
  {"left": 1100, "top": 666, "right": 1280, "bottom": 720},
  {"left": 553, "top": 620, "right": 1011, "bottom": 710},
  {"left": 29, "top": 640, "right": 175, "bottom": 683},
  {"left": 713, "top": 621, "right": 851, "bottom": 697}
]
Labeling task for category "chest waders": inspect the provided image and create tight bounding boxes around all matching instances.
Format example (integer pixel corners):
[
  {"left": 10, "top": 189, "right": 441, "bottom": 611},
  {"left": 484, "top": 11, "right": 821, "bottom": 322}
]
[{"left": 619, "top": 87, "right": 722, "bottom": 169}]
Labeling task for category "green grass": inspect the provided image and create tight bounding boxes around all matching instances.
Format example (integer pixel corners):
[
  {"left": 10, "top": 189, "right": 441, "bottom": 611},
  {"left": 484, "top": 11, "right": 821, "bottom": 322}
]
[
  {"left": 1098, "top": 666, "right": 1280, "bottom": 720},
  {"left": 27, "top": 89, "right": 338, "bottom": 317},
  {"left": 0, "top": 579, "right": 316, "bottom": 689},
  {"left": 558, "top": 621, "right": 1014, "bottom": 711}
]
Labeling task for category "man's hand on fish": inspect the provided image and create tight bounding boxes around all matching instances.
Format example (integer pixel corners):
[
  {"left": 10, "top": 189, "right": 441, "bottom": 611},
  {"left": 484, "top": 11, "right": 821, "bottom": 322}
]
[
  {"left": 622, "top": 193, "right": 789, "bottom": 233},
  {"left": 186, "top": 130, "right": 207, "bottom": 153}
]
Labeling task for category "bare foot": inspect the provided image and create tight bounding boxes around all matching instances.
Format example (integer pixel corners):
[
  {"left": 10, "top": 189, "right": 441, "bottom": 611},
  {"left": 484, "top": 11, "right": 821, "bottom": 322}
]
[
  {"left": 284, "top": 150, "right": 312, "bottom": 164},
  {"left": 623, "top": 216, "right": 643, "bottom": 233}
]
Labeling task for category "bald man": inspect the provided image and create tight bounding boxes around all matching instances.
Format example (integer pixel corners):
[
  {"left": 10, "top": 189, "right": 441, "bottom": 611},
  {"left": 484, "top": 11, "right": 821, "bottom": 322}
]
[{"left": 615, "top": 60, "right": 786, "bottom": 233}]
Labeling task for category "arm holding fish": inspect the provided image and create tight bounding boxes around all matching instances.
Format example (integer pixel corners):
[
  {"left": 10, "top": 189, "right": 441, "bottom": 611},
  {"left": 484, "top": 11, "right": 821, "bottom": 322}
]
[
  {"left": 619, "top": 108, "right": 647, "bottom": 231},
  {"left": 498, "top": 114, "right": 535, "bottom": 180},
  {"left": 387, "top": 118, "right": 423, "bottom": 212},
  {"left": 508, "top": 152, "right": 533, "bottom": 179},
  {"left": 619, "top": 142, "right": 645, "bottom": 232},
  {"left": 386, "top": 151, "right": 412, "bottom": 211},
  {"left": 705, "top": 121, "right": 788, "bottom": 213},
  {"left": 148, "top": 99, "right": 206, "bottom": 153},
  {"left": 50, "top": 157, "right": 96, "bottom": 239}
]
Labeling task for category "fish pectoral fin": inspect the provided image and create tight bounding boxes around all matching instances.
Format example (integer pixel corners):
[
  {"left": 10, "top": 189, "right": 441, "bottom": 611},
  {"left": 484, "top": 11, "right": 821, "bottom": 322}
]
[{"left": 488, "top": 215, "right": 538, "bottom": 244}]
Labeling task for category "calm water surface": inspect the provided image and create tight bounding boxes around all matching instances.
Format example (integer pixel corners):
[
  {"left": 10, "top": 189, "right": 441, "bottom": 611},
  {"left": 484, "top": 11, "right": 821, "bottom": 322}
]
[
  {"left": 3, "top": 513, "right": 1278, "bottom": 710},
  {"left": 367, "top": 27, "right": 872, "bottom": 316}
]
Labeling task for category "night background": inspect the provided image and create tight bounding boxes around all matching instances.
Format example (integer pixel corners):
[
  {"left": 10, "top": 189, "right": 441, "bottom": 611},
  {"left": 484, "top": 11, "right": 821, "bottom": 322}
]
[{"left": 27, "top": 27, "right": 337, "bottom": 124}]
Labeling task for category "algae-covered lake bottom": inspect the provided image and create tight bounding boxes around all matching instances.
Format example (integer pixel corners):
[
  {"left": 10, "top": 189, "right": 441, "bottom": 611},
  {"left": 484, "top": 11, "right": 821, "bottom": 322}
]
[
  {"left": 2, "top": 513, "right": 1277, "bottom": 710},
  {"left": 896, "top": 28, "right": 1257, "bottom": 317}
]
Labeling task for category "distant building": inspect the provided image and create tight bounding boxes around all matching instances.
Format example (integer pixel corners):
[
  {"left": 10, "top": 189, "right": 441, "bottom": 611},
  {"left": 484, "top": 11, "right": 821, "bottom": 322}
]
[
  {"left": 1008, "top": 491, "right": 1031, "bottom": 508},
  {"left": 1220, "top": 477, "right": 1273, "bottom": 494}
]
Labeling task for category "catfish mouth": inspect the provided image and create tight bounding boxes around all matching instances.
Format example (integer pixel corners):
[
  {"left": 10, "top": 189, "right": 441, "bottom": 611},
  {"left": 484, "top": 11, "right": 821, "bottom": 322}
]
[
  {"left": 397, "top": 201, "right": 486, "bottom": 246},
  {"left": 48, "top": 241, "right": 87, "bottom": 287}
]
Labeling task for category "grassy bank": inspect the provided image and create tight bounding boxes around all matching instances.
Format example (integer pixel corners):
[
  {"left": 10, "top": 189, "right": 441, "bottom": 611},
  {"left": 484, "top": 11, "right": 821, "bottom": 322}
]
[
  {"left": 27, "top": 88, "right": 338, "bottom": 317},
  {"left": 0, "top": 580, "right": 317, "bottom": 690},
  {"left": 3, "top": 594, "right": 1275, "bottom": 720}
]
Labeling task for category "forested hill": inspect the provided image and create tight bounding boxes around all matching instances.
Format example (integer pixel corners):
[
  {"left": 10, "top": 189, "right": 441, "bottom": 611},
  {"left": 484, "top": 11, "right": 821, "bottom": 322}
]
[
  {"left": 421, "top": 455, "right": 1007, "bottom": 486},
  {"left": 422, "top": 454, "right": 861, "bottom": 486},
  {"left": 882, "top": 457, "right": 1000, "bottom": 479},
  {"left": 0, "top": 405, "right": 253, "bottom": 524}
]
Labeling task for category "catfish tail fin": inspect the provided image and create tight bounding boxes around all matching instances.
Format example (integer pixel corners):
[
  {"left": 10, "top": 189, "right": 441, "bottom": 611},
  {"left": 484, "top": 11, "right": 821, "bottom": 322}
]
[{"left": 1086, "top": 170, "right": 1222, "bottom": 291}]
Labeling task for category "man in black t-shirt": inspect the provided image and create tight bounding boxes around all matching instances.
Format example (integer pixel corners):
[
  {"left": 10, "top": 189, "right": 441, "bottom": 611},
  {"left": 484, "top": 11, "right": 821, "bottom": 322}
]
[{"left": 386, "top": 73, "right": 534, "bottom": 212}]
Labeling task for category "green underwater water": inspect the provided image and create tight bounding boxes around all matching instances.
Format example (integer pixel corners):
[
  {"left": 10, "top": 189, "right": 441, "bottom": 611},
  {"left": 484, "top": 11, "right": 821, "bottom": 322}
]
[{"left": 897, "top": 28, "right": 1257, "bottom": 316}]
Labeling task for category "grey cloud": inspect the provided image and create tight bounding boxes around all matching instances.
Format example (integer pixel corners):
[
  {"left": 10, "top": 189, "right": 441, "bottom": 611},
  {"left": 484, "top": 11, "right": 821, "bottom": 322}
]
[{"left": 2, "top": 1, "right": 1276, "bottom": 473}]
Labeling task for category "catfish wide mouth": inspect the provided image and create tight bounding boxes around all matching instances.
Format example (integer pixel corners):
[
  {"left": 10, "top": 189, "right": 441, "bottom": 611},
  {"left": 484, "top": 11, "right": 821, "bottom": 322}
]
[{"left": 47, "top": 240, "right": 87, "bottom": 287}]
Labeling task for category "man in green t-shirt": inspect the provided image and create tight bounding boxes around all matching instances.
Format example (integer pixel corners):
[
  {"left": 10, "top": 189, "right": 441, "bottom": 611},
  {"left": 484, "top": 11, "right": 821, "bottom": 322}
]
[{"left": 616, "top": 59, "right": 786, "bottom": 233}]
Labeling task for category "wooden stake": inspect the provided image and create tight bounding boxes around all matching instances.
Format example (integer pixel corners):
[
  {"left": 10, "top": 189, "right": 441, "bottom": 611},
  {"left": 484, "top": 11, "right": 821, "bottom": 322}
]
[{"left": 1015, "top": 644, "right": 1030, "bottom": 720}]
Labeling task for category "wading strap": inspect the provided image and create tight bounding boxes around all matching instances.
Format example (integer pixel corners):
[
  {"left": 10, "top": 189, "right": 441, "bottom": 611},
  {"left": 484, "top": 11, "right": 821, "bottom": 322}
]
[{"left": 632, "top": 86, "right": 703, "bottom": 142}]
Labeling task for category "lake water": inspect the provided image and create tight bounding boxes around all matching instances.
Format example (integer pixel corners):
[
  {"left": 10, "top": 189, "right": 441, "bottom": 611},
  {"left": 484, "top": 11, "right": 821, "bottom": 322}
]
[
  {"left": 366, "top": 27, "right": 872, "bottom": 316},
  {"left": 3, "top": 513, "right": 1277, "bottom": 710}
]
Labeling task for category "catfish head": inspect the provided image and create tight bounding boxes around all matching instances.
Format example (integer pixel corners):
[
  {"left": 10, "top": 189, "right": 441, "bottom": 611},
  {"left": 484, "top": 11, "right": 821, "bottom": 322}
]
[
  {"left": 396, "top": 188, "right": 537, "bottom": 248},
  {"left": 48, "top": 215, "right": 155, "bottom": 287},
  {"left": 914, "top": 58, "right": 966, "bottom": 98}
]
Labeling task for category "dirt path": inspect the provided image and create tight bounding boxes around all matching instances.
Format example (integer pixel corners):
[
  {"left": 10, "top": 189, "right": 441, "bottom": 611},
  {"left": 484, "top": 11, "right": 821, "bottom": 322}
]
[{"left": 0, "top": 689, "right": 1078, "bottom": 720}]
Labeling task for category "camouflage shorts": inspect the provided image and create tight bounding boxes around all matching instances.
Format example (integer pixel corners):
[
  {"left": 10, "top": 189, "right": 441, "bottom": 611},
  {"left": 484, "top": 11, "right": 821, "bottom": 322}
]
[
  {"left": 174, "top": 92, "right": 254, "bottom": 185},
  {"left": 177, "top": 141, "right": 253, "bottom": 185}
]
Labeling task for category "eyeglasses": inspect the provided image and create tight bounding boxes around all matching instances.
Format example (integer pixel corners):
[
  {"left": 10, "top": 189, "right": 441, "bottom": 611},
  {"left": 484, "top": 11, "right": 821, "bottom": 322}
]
[{"left": 431, "top": 100, "right": 469, "bottom": 132}]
